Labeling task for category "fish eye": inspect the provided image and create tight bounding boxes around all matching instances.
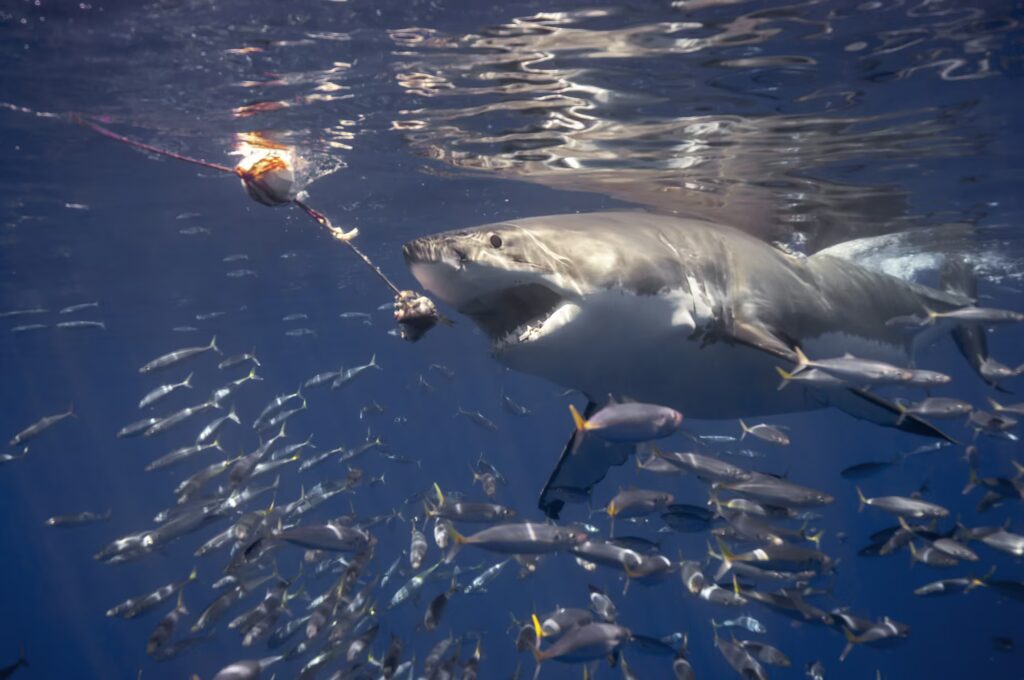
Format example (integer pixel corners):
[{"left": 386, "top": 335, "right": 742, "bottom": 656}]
[{"left": 489, "top": 233, "right": 503, "bottom": 248}]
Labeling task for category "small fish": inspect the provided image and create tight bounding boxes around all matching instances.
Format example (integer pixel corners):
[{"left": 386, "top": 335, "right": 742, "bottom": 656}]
[
  {"left": 775, "top": 366, "right": 851, "bottom": 390},
  {"left": 172, "top": 326, "right": 199, "bottom": 333},
  {"left": 10, "top": 324, "right": 46, "bottom": 333},
  {"left": 806, "top": 660, "right": 826, "bottom": 679},
  {"left": 606, "top": 489, "right": 674, "bottom": 520},
  {"left": 282, "top": 313, "right": 308, "bottom": 322},
  {"left": 196, "top": 407, "right": 240, "bottom": 445},
  {"left": 45, "top": 509, "right": 112, "bottom": 527},
  {"left": 713, "top": 616, "right": 766, "bottom": 634},
  {"left": 840, "top": 457, "right": 901, "bottom": 479},
  {"left": 423, "top": 573, "right": 458, "bottom": 631},
  {"left": 226, "top": 269, "right": 257, "bottom": 278},
  {"left": 856, "top": 487, "right": 949, "bottom": 519},
  {"left": 219, "top": 350, "right": 261, "bottom": 370},
  {"left": 58, "top": 302, "right": 99, "bottom": 314},
  {"left": 531, "top": 618, "right": 630, "bottom": 668},
  {"left": 925, "top": 306, "right": 1024, "bottom": 325},
  {"left": 117, "top": 417, "right": 161, "bottom": 438},
  {"left": 146, "top": 591, "right": 188, "bottom": 656},
  {"left": 332, "top": 354, "right": 381, "bottom": 389},
  {"left": 338, "top": 312, "right": 372, "bottom": 323},
  {"left": 738, "top": 640, "right": 791, "bottom": 667},
  {"left": 429, "top": 363, "right": 455, "bottom": 379},
  {"left": 789, "top": 347, "right": 912, "bottom": 385},
  {"left": 456, "top": 407, "right": 498, "bottom": 432},
  {"left": 903, "top": 368, "right": 951, "bottom": 386},
  {"left": 0, "top": 308, "right": 47, "bottom": 318},
  {"left": 195, "top": 311, "right": 226, "bottom": 321},
  {"left": 896, "top": 397, "right": 971, "bottom": 424},
  {"left": 839, "top": 618, "right": 909, "bottom": 661},
  {"left": 222, "top": 253, "right": 249, "bottom": 262},
  {"left": 444, "top": 521, "right": 586, "bottom": 562},
  {"left": 106, "top": 568, "right": 198, "bottom": 619},
  {"left": 502, "top": 394, "right": 531, "bottom": 416},
  {"left": 211, "top": 367, "right": 261, "bottom": 405},
  {"left": 462, "top": 558, "right": 510, "bottom": 594},
  {"left": 303, "top": 369, "right": 340, "bottom": 390},
  {"left": 179, "top": 226, "right": 210, "bottom": 236},
  {"left": 209, "top": 656, "right": 283, "bottom": 680},
  {"left": 139, "top": 373, "right": 193, "bottom": 409},
  {"left": 410, "top": 526, "right": 428, "bottom": 570},
  {"left": 146, "top": 440, "right": 223, "bottom": 472},
  {"left": 10, "top": 406, "right": 74, "bottom": 446},
  {"left": 359, "top": 401, "right": 384, "bottom": 419},
  {"left": 714, "top": 627, "right": 768, "bottom": 680},
  {"left": 0, "top": 447, "right": 28, "bottom": 464},
  {"left": 144, "top": 401, "right": 218, "bottom": 437},
  {"left": 285, "top": 328, "right": 316, "bottom": 338},
  {"left": 55, "top": 320, "right": 105, "bottom": 330},
  {"left": 388, "top": 561, "right": 443, "bottom": 609},
  {"left": 139, "top": 337, "right": 220, "bottom": 373},
  {"left": 739, "top": 419, "right": 790, "bottom": 446},
  {"left": 569, "top": 401, "right": 683, "bottom": 443},
  {"left": 982, "top": 398, "right": 1023, "bottom": 419},
  {"left": 913, "top": 574, "right": 987, "bottom": 596}
]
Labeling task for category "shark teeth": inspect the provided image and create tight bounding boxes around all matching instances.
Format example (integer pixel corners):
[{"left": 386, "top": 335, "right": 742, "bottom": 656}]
[{"left": 494, "top": 303, "right": 580, "bottom": 352}]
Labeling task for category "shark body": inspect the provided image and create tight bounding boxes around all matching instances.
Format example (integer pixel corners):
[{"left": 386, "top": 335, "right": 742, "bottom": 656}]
[{"left": 403, "top": 212, "right": 971, "bottom": 515}]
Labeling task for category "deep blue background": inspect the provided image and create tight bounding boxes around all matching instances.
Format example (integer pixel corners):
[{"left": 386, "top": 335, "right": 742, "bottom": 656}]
[{"left": 0, "top": 1, "right": 1022, "bottom": 678}]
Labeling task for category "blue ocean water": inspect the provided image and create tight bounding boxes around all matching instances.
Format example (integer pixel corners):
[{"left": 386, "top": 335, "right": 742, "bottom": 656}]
[{"left": 0, "top": 1, "right": 1022, "bottom": 678}]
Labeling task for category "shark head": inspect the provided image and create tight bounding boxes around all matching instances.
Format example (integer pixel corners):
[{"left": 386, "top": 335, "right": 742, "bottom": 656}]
[{"left": 403, "top": 219, "right": 588, "bottom": 353}]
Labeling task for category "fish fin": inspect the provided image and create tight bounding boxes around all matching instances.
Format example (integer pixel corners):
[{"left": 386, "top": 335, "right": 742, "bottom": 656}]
[
  {"left": 433, "top": 482, "right": 445, "bottom": 508},
  {"left": 895, "top": 400, "right": 908, "bottom": 426},
  {"left": 732, "top": 574, "right": 741, "bottom": 596},
  {"left": 738, "top": 419, "right": 748, "bottom": 440},
  {"left": 856, "top": 486, "right": 867, "bottom": 512},
  {"left": 839, "top": 628, "right": 857, "bottom": 662},
  {"left": 712, "top": 537, "right": 734, "bottom": 581},
  {"left": 183, "top": 372, "right": 194, "bottom": 388},
  {"left": 807, "top": 529, "right": 825, "bottom": 548},
  {"left": 987, "top": 396, "right": 1004, "bottom": 412},
  {"left": 209, "top": 335, "right": 221, "bottom": 355},
  {"left": 962, "top": 466, "right": 979, "bottom": 495},
  {"left": 568, "top": 404, "right": 588, "bottom": 432},
  {"left": 817, "top": 388, "right": 958, "bottom": 443},
  {"left": 188, "top": 566, "right": 198, "bottom": 581},
  {"left": 443, "top": 521, "right": 465, "bottom": 563},
  {"left": 774, "top": 366, "right": 794, "bottom": 391},
  {"left": 538, "top": 401, "right": 632, "bottom": 519}
]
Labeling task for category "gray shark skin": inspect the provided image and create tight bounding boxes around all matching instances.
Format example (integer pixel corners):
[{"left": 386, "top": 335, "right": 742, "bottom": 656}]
[{"left": 403, "top": 212, "right": 969, "bottom": 516}]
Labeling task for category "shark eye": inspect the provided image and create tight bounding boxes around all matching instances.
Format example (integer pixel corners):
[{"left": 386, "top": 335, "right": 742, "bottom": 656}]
[{"left": 489, "top": 233, "right": 503, "bottom": 248}]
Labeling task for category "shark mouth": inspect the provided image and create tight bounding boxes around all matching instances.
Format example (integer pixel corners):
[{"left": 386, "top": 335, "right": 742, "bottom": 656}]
[{"left": 458, "top": 283, "right": 576, "bottom": 351}]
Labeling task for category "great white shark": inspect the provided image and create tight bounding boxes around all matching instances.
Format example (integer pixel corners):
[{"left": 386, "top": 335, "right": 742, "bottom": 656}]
[{"left": 402, "top": 212, "right": 974, "bottom": 516}]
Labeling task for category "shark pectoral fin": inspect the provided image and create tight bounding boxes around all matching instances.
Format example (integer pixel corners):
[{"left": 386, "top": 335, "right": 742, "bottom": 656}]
[
  {"left": 728, "top": 319, "right": 797, "bottom": 363},
  {"left": 818, "top": 388, "right": 958, "bottom": 443},
  {"left": 538, "top": 401, "right": 634, "bottom": 519}
]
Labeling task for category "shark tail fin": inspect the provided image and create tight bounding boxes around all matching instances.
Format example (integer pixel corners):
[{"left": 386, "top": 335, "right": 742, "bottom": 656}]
[{"left": 856, "top": 486, "right": 868, "bottom": 512}]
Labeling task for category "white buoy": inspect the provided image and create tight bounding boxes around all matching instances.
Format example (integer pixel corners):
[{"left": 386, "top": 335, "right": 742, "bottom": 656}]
[{"left": 235, "top": 149, "right": 295, "bottom": 206}]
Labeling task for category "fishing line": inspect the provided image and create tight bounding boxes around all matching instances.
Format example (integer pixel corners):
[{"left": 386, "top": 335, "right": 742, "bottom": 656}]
[{"left": 57, "top": 112, "right": 444, "bottom": 340}]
